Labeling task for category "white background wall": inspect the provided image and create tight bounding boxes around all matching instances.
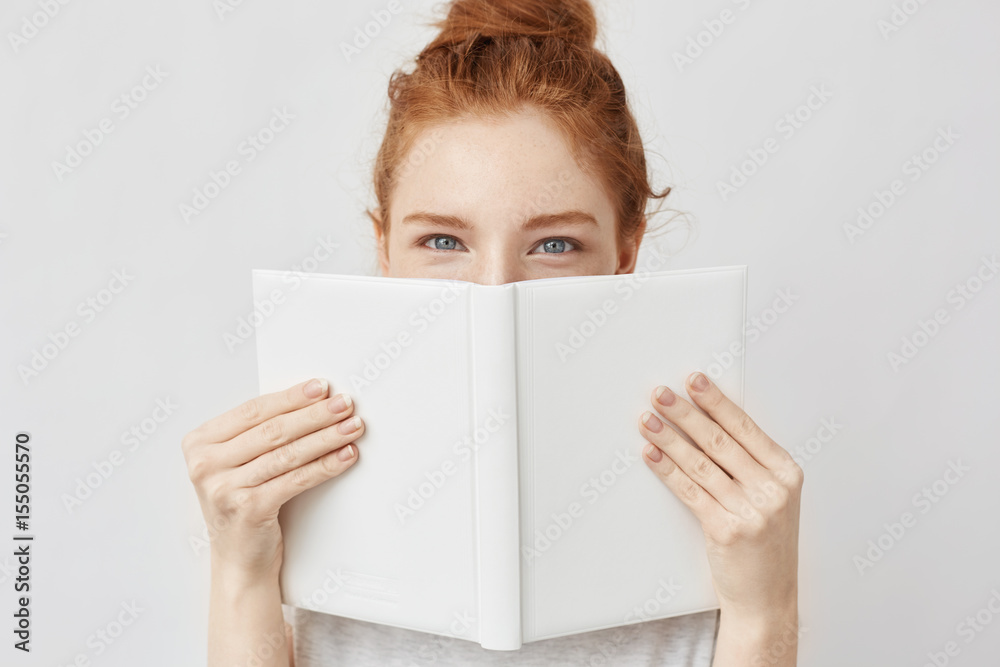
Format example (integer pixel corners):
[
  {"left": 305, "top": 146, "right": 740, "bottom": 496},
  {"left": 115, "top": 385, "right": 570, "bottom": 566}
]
[{"left": 1, "top": 0, "right": 997, "bottom": 665}]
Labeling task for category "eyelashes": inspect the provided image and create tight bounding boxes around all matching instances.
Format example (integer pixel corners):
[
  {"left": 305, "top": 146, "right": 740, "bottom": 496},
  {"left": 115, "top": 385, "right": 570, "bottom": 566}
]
[
  {"left": 420, "top": 235, "right": 465, "bottom": 252},
  {"left": 418, "top": 234, "right": 580, "bottom": 254}
]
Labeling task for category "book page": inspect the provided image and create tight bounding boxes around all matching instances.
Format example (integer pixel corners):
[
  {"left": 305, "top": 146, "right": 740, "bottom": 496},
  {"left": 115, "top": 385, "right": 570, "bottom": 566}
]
[
  {"left": 515, "top": 266, "right": 746, "bottom": 641},
  {"left": 253, "top": 271, "right": 482, "bottom": 642}
]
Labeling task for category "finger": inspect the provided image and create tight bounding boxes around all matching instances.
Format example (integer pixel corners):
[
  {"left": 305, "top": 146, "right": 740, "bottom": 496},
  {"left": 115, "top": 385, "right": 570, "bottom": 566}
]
[
  {"left": 650, "top": 382, "right": 770, "bottom": 487},
  {"left": 259, "top": 440, "right": 360, "bottom": 508},
  {"left": 194, "top": 379, "right": 331, "bottom": 444},
  {"left": 220, "top": 392, "right": 356, "bottom": 468},
  {"left": 240, "top": 412, "right": 365, "bottom": 487},
  {"left": 641, "top": 440, "right": 728, "bottom": 527},
  {"left": 684, "top": 371, "right": 794, "bottom": 472},
  {"left": 639, "top": 411, "right": 746, "bottom": 514}
]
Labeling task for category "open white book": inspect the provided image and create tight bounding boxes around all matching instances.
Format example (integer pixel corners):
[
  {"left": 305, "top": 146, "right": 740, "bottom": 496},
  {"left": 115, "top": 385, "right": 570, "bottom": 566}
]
[{"left": 252, "top": 265, "right": 747, "bottom": 650}]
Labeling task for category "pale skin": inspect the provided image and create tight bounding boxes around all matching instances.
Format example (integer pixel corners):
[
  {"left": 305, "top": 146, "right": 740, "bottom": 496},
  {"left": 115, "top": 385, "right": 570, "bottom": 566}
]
[{"left": 183, "top": 106, "right": 802, "bottom": 666}]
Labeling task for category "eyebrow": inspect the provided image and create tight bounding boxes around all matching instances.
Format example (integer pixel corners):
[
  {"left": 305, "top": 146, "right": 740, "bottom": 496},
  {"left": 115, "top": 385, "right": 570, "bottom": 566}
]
[{"left": 400, "top": 210, "right": 599, "bottom": 233}]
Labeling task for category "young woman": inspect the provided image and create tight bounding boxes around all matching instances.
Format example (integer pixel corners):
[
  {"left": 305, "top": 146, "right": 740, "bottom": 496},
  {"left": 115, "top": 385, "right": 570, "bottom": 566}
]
[{"left": 181, "top": 1, "right": 803, "bottom": 665}]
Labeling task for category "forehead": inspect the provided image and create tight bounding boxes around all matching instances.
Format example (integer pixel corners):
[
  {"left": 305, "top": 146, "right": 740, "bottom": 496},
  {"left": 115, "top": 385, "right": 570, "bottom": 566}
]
[{"left": 391, "top": 108, "right": 614, "bottom": 224}]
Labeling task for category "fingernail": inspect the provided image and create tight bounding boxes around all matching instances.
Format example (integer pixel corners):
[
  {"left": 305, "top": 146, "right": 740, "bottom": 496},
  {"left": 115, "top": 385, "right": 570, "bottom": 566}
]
[
  {"left": 338, "top": 416, "right": 361, "bottom": 434},
  {"left": 655, "top": 385, "right": 675, "bottom": 406},
  {"left": 337, "top": 443, "right": 355, "bottom": 461},
  {"left": 641, "top": 411, "right": 663, "bottom": 433},
  {"left": 328, "top": 394, "right": 352, "bottom": 413},
  {"left": 304, "top": 378, "right": 328, "bottom": 398},
  {"left": 645, "top": 443, "right": 663, "bottom": 462},
  {"left": 690, "top": 372, "right": 709, "bottom": 392}
]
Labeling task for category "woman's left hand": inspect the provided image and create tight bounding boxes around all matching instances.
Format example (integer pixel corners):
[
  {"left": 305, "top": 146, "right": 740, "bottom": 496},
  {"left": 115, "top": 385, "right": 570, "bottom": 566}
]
[{"left": 637, "top": 371, "right": 803, "bottom": 623}]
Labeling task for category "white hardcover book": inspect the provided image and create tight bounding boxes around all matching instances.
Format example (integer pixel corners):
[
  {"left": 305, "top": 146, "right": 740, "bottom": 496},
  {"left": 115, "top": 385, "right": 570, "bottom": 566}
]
[{"left": 252, "top": 265, "right": 748, "bottom": 650}]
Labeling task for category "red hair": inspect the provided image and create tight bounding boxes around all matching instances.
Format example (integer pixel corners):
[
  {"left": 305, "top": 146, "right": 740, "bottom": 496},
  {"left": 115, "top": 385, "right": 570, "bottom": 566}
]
[{"left": 368, "top": 0, "right": 671, "bottom": 251}]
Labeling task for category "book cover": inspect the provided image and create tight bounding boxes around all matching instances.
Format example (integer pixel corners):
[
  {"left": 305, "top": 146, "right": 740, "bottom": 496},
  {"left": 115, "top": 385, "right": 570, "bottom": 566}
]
[{"left": 252, "top": 265, "right": 747, "bottom": 649}]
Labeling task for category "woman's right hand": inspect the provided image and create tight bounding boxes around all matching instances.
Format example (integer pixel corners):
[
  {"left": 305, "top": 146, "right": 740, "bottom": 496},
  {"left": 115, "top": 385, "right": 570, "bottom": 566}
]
[{"left": 182, "top": 378, "right": 365, "bottom": 579}]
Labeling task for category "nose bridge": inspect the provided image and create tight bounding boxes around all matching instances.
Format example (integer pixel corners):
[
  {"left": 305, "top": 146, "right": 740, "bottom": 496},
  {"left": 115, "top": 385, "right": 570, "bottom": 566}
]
[{"left": 472, "top": 245, "right": 521, "bottom": 286}]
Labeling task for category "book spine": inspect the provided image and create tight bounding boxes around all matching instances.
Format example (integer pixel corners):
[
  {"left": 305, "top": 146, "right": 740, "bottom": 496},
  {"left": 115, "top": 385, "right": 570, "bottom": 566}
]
[{"left": 469, "top": 284, "right": 522, "bottom": 650}]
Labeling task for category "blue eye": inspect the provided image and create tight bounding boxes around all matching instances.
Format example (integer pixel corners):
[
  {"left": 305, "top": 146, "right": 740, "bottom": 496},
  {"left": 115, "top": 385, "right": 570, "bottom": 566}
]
[
  {"left": 423, "top": 235, "right": 465, "bottom": 251},
  {"left": 533, "top": 238, "right": 576, "bottom": 254},
  {"left": 420, "top": 235, "right": 577, "bottom": 254}
]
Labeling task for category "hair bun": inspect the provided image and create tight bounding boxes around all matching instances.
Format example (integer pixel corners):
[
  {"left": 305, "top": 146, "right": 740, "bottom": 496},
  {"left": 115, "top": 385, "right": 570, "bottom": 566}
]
[{"left": 425, "top": 0, "right": 598, "bottom": 52}]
